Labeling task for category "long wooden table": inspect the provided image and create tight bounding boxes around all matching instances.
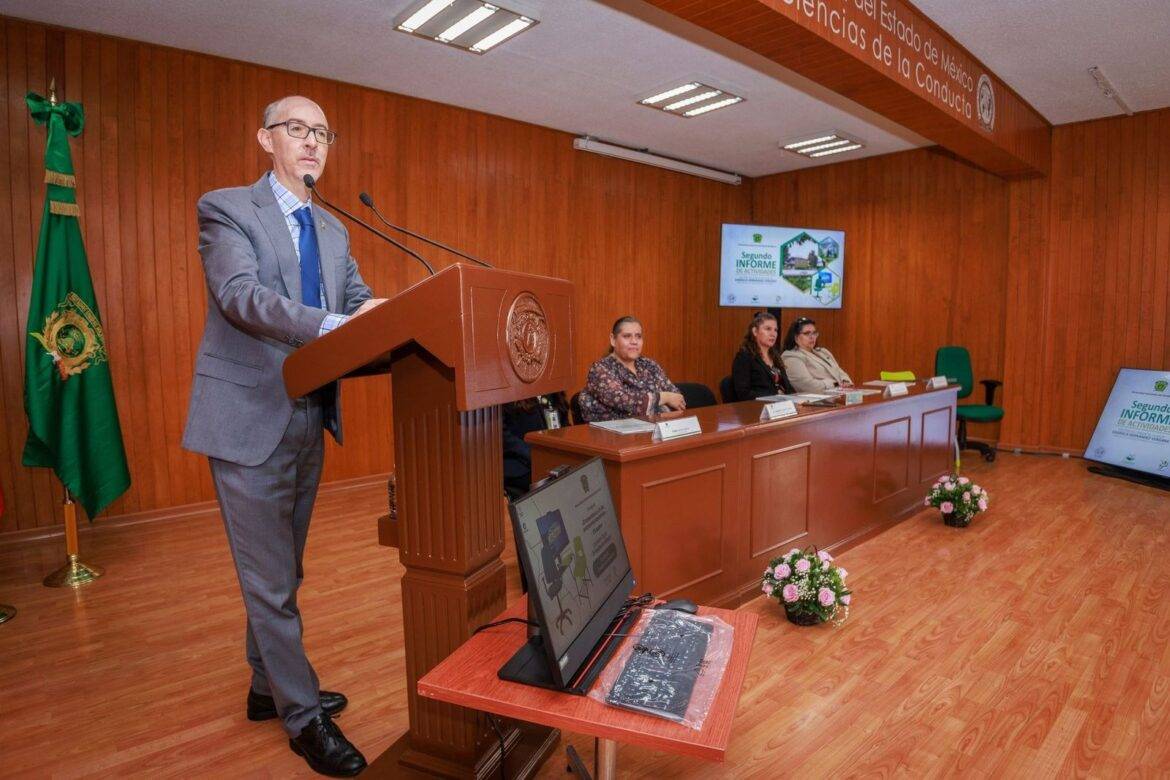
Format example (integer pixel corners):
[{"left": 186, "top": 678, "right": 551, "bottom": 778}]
[{"left": 528, "top": 385, "right": 959, "bottom": 608}]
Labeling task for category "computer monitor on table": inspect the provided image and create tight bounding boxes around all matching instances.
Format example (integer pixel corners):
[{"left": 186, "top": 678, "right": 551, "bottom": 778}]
[{"left": 502, "top": 457, "right": 636, "bottom": 691}]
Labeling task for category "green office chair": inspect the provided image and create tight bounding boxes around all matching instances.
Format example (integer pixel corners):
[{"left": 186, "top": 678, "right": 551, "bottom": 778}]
[
  {"left": 880, "top": 370, "right": 916, "bottom": 382},
  {"left": 935, "top": 346, "right": 1003, "bottom": 462}
]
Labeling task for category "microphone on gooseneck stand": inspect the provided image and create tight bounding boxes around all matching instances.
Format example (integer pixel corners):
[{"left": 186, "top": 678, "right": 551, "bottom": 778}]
[
  {"left": 359, "top": 192, "right": 493, "bottom": 269},
  {"left": 302, "top": 174, "right": 435, "bottom": 277}
]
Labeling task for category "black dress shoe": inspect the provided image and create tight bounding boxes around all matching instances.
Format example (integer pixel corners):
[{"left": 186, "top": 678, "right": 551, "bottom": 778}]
[
  {"left": 289, "top": 712, "right": 367, "bottom": 777},
  {"left": 247, "top": 689, "right": 348, "bottom": 722}
]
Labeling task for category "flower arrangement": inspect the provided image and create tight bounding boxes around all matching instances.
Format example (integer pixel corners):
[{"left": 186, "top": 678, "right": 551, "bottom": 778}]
[
  {"left": 925, "top": 474, "right": 989, "bottom": 527},
  {"left": 761, "top": 548, "right": 851, "bottom": 625}
]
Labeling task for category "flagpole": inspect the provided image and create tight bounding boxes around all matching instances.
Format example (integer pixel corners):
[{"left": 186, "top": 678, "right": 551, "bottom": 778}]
[{"left": 43, "top": 488, "right": 104, "bottom": 588}]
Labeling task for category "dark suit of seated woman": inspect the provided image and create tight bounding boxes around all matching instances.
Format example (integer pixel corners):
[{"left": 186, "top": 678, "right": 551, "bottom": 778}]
[
  {"left": 731, "top": 311, "right": 795, "bottom": 400},
  {"left": 502, "top": 393, "right": 569, "bottom": 500}
]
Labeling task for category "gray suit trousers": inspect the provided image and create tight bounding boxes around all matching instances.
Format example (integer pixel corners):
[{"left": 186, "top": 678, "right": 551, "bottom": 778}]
[{"left": 210, "top": 397, "right": 325, "bottom": 737}]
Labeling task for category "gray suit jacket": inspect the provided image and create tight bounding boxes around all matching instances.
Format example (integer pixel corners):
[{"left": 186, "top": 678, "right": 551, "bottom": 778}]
[{"left": 182, "top": 175, "right": 372, "bottom": 466}]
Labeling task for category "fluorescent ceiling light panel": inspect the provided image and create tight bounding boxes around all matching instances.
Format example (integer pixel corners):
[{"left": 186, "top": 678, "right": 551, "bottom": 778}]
[
  {"left": 684, "top": 96, "right": 743, "bottom": 116},
  {"left": 809, "top": 143, "right": 864, "bottom": 158},
  {"left": 641, "top": 83, "right": 701, "bottom": 105},
  {"left": 782, "top": 133, "right": 864, "bottom": 159},
  {"left": 573, "top": 137, "right": 741, "bottom": 185},
  {"left": 663, "top": 90, "right": 721, "bottom": 111},
  {"left": 396, "top": 0, "right": 538, "bottom": 54},
  {"left": 470, "top": 16, "right": 531, "bottom": 52},
  {"left": 398, "top": 0, "right": 456, "bottom": 32},
  {"left": 783, "top": 135, "right": 839, "bottom": 150},
  {"left": 799, "top": 139, "right": 853, "bottom": 153},
  {"left": 438, "top": 4, "right": 496, "bottom": 41},
  {"left": 638, "top": 81, "right": 744, "bottom": 119}
]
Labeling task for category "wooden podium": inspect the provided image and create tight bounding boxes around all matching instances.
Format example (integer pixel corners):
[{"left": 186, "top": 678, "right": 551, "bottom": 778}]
[{"left": 284, "top": 263, "right": 575, "bottom": 778}]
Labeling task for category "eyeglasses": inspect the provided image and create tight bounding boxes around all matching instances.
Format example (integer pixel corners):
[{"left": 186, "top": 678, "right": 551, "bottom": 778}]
[
  {"left": 799, "top": 330, "right": 819, "bottom": 337},
  {"left": 265, "top": 120, "right": 337, "bottom": 145}
]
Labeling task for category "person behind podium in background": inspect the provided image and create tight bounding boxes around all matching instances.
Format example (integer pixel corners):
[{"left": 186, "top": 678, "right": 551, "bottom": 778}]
[
  {"left": 781, "top": 316, "right": 854, "bottom": 393},
  {"left": 732, "top": 311, "right": 795, "bottom": 400},
  {"left": 182, "top": 95, "right": 387, "bottom": 778},
  {"left": 578, "top": 316, "right": 686, "bottom": 422},
  {"left": 502, "top": 392, "right": 569, "bottom": 500}
]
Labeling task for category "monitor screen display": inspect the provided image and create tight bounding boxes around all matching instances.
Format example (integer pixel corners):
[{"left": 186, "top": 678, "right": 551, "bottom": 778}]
[
  {"left": 720, "top": 223, "right": 844, "bottom": 309},
  {"left": 509, "top": 458, "right": 634, "bottom": 687},
  {"left": 1083, "top": 367, "right": 1170, "bottom": 478}
]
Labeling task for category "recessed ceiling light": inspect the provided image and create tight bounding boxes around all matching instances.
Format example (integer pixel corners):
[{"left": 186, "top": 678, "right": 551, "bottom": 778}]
[
  {"left": 640, "top": 83, "right": 701, "bottom": 106},
  {"left": 638, "top": 82, "right": 744, "bottom": 119},
  {"left": 684, "top": 96, "right": 743, "bottom": 117},
  {"left": 809, "top": 143, "right": 864, "bottom": 158},
  {"left": 470, "top": 16, "right": 532, "bottom": 52},
  {"left": 399, "top": 0, "right": 457, "bottom": 32},
  {"left": 781, "top": 133, "right": 865, "bottom": 159},
  {"left": 396, "top": 0, "right": 538, "bottom": 54}
]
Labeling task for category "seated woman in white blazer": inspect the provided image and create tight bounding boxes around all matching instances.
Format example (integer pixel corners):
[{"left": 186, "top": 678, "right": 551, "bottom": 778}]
[{"left": 781, "top": 316, "right": 855, "bottom": 392}]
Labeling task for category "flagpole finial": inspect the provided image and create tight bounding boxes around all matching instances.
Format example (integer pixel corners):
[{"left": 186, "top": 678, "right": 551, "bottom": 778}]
[{"left": 49, "top": 78, "right": 58, "bottom": 106}]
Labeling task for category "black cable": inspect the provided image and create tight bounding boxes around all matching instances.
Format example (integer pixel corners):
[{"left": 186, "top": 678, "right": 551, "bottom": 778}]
[
  {"left": 473, "top": 617, "right": 537, "bottom": 634},
  {"left": 486, "top": 713, "right": 507, "bottom": 780}
]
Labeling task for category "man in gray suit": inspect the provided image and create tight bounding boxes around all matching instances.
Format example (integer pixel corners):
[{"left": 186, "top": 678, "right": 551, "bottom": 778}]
[{"left": 183, "top": 95, "right": 384, "bottom": 777}]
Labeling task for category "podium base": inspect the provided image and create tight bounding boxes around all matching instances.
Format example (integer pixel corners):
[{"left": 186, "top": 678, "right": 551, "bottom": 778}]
[
  {"left": 367, "top": 722, "right": 559, "bottom": 779},
  {"left": 0, "top": 604, "right": 14, "bottom": 624},
  {"left": 44, "top": 554, "right": 104, "bottom": 588}
]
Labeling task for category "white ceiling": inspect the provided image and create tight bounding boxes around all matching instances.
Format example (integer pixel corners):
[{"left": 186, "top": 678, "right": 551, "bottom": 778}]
[
  {"left": 913, "top": 0, "right": 1170, "bottom": 125},
  {"left": 2, "top": 0, "right": 1167, "bottom": 177},
  {"left": 0, "top": 0, "right": 927, "bottom": 178}
]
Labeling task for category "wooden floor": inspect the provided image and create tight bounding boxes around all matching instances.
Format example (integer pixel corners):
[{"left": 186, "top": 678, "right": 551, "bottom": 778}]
[{"left": 2, "top": 455, "right": 1169, "bottom": 777}]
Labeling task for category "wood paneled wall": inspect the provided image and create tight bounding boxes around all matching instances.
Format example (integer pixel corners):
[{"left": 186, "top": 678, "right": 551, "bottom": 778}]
[
  {"left": 752, "top": 148, "right": 1011, "bottom": 403},
  {"left": 1001, "top": 108, "right": 1170, "bottom": 451},
  {"left": 0, "top": 17, "right": 751, "bottom": 534},
  {"left": 754, "top": 108, "right": 1170, "bottom": 455}
]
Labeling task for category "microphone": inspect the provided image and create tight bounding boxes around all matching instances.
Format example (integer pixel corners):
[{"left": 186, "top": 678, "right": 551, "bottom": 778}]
[
  {"left": 359, "top": 192, "right": 492, "bottom": 269},
  {"left": 302, "top": 174, "right": 435, "bottom": 276}
]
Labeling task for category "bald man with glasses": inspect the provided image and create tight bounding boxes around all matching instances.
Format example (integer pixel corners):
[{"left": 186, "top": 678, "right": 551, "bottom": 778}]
[{"left": 183, "top": 96, "right": 385, "bottom": 777}]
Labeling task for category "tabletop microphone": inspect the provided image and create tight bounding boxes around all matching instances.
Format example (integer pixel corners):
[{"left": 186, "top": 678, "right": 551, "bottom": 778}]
[
  {"left": 302, "top": 174, "right": 435, "bottom": 276},
  {"left": 358, "top": 192, "right": 493, "bottom": 269}
]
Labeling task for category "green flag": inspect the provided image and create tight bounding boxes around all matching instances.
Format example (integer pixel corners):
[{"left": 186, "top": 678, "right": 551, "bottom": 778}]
[{"left": 22, "top": 92, "right": 130, "bottom": 519}]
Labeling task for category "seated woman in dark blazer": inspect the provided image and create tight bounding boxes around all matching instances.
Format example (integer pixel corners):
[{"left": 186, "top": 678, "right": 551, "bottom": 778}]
[
  {"left": 578, "top": 316, "right": 686, "bottom": 422},
  {"left": 731, "top": 311, "right": 795, "bottom": 400}
]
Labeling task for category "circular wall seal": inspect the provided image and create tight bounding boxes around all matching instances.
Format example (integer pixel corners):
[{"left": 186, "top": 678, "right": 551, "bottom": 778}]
[
  {"left": 505, "top": 293, "right": 550, "bottom": 383},
  {"left": 977, "top": 74, "right": 996, "bottom": 132}
]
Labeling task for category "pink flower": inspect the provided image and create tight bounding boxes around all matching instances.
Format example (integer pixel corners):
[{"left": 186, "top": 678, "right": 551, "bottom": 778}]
[
  {"left": 817, "top": 550, "right": 833, "bottom": 563},
  {"left": 978, "top": 499, "right": 988, "bottom": 511},
  {"left": 774, "top": 563, "right": 791, "bottom": 579},
  {"left": 923, "top": 497, "right": 931, "bottom": 506},
  {"left": 841, "top": 594, "right": 851, "bottom": 605},
  {"left": 817, "top": 588, "right": 835, "bottom": 606},
  {"left": 762, "top": 583, "right": 774, "bottom": 596},
  {"left": 958, "top": 477, "right": 970, "bottom": 485},
  {"left": 944, "top": 482, "right": 955, "bottom": 491},
  {"left": 940, "top": 501, "right": 954, "bottom": 514},
  {"left": 963, "top": 491, "right": 972, "bottom": 502},
  {"left": 781, "top": 584, "right": 799, "bottom": 603},
  {"left": 838, "top": 568, "right": 848, "bottom": 579},
  {"left": 795, "top": 558, "right": 811, "bottom": 573}
]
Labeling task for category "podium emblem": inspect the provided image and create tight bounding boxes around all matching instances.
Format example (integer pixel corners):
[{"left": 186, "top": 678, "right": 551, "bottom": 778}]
[{"left": 506, "top": 292, "right": 550, "bottom": 383}]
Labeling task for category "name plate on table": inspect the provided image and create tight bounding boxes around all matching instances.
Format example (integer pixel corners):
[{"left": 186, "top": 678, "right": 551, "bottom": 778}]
[
  {"left": 760, "top": 400, "right": 798, "bottom": 421},
  {"left": 883, "top": 382, "right": 909, "bottom": 398},
  {"left": 843, "top": 390, "right": 864, "bottom": 405},
  {"left": 926, "top": 375, "right": 948, "bottom": 390},
  {"left": 654, "top": 416, "right": 702, "bottom": 440}
]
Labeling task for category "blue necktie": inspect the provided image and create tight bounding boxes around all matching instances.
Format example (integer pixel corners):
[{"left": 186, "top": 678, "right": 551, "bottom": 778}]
[{"left": 293, "top": 206, "right": 322, "bottom": 308}]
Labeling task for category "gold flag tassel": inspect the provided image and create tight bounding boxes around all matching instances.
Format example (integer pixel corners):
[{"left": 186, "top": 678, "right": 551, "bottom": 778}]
[{"left": 43, "top": 489, "right": 104, "bottom": 588}]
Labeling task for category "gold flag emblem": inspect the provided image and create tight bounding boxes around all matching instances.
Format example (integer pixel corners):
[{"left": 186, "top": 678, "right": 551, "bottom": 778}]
[{"left": 30, "top": 292, "right": 108, "bottom": 380}]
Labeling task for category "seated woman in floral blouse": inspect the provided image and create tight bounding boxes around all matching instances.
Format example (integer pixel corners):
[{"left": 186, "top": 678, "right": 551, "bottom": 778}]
[{"left": 578, "top": 316, "right": 686, "bottom": 422}]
